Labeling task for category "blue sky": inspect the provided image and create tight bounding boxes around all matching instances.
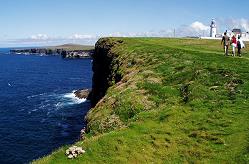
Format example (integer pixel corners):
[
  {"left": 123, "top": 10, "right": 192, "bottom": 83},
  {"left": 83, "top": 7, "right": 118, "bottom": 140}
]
[{"left": 0, "top": 0, "right": 249, "bottom": 47}]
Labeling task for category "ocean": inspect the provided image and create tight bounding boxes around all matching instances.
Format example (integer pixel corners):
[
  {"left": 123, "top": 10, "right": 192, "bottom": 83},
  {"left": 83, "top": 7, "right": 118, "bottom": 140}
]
[{"left": 0, "top": 48, "right": 92, "bottom": 163}]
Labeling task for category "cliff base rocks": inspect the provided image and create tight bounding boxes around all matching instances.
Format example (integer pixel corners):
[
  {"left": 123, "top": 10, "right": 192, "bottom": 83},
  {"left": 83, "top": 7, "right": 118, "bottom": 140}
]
[{"left": 74, "top": 89, "right": 91, "bottom": 100}]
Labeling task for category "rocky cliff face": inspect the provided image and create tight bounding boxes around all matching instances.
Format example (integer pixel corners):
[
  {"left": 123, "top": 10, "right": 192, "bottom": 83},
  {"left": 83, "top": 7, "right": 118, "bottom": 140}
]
[
  {"left": 10, "top": 48, "right": 93, "bottom": 58},
  {"left": 90, "top": 38, "right": 123, "bottom": 107}
]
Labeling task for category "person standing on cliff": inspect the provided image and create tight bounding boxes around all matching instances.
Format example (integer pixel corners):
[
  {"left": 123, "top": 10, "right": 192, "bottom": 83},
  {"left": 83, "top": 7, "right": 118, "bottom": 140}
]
[
  {"left": 237, "top": 35, "right": 245, "bottom": 57},
  {"left": 221, "top": 32, "right": 230, "bottom": 56},
  {"left": 231, "top": 34, "right": 237, "bottom": 56}
]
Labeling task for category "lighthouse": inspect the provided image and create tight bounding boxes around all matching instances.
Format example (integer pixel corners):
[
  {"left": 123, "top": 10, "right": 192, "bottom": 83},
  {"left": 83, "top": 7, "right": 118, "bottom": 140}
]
[{"left": 210, "top": 19, "right": 217, "bottom": 37}]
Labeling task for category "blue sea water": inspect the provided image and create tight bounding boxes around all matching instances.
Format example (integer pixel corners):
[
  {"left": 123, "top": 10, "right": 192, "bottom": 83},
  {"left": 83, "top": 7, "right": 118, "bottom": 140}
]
[{"left": 0, "top": 49, "right": 92, "bottom": 163}]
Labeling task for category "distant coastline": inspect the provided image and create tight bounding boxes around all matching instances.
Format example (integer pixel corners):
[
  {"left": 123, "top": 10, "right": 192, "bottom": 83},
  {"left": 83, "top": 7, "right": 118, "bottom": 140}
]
[{"left": 10, "top": 44, "right": 94, "bottom": 58}]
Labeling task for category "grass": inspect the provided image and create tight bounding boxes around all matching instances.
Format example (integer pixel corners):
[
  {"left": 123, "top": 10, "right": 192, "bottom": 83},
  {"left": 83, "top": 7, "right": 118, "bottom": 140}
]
[
  {"left": 46, "top": 43, "right": 94, "bottom": 51},
  {"left": 34, "top": 38, "right": 249, "bottom": 163}
]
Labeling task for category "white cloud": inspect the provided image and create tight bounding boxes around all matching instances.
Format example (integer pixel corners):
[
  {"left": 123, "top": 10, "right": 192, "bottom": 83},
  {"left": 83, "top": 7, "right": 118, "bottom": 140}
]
[
  {"left": 30, "top": 34, "right": 49, "bottom": 40},
  {"left": 216, "top": 18, "right": 249, "bottom": 32},
  {"left": 69, "top": 34, "right": 96, "bottom": 39},
  {"left": 10, "top": 34, "right": 99, "bottom": 46},
  {"left": 228, "top": 18, "right": 249, "bottom": 31},
  {"left": 240, "top": 19, "right": 249, "bottom": 31},
  {"left": 174, "top": 21, "right": 210, "bottom": 37},
  {"left": 105, "top": 30, "right": 175, "bottom": 38},
  {"left": 108, "top": 32, "right": 127, "bottom": 37},
  {"left": 190, "top": 21, "right": 209, "bottom": 31}
]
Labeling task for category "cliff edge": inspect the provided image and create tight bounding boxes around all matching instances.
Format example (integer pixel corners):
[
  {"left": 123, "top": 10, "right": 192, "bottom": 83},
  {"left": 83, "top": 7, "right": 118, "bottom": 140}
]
[{"left": 90, "top": 38, "right": 123, "bottom": 107}]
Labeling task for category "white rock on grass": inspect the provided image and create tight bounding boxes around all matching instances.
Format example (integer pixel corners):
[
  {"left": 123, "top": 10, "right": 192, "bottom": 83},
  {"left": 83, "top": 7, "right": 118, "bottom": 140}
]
[
  {"left": 72, "top": 153, "right": 77, "bottom": 158},
  {"left": 68, "top": 154, "right": 74, "bottom": 159},
  {"left": 65, "top": 145, "right": 86, "bottom": 159}
]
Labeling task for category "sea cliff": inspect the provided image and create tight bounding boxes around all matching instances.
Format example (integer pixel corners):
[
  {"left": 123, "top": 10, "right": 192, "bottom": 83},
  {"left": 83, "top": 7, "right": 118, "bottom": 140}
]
[
  {"left": 90, "top": 38, "right": 123, "bottom": 106},
  {"left": 10, "top": 44, "right": 94, "bottom": 58}
]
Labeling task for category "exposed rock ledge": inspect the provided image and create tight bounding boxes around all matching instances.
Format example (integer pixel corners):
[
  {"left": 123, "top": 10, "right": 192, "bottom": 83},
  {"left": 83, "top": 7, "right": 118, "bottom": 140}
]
[{"left": 74, "top": 89, "right": 91, "bottom": 100}]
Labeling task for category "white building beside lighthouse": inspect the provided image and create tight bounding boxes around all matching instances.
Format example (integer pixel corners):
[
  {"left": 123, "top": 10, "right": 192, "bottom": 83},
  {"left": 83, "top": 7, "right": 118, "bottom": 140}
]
[{"left": 210, "top": 19, "right": 217, "bottom": 37}]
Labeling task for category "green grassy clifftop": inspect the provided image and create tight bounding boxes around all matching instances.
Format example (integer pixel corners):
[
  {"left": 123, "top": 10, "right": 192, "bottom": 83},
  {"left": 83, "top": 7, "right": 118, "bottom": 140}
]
[
  {"left": 47, "top": 44, "right": 94, "bottom": 51},
  {"left": 35, "top": 38, "right": 249, "bottom": 163}
]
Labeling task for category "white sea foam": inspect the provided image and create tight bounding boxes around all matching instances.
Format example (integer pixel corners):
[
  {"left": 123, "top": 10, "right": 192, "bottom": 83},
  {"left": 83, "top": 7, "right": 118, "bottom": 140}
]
[
  {"left": 63, "top": 91, "right": 87, "bottom": 104},
  {"left": 27, "top": 93, "right": 46, "bottom": 99},
  {"left": 27, "top": 90, "right": 87, "bottom": 113},
  {"left": 31, "top": 108, "right": 38, "bottom": 112},
  {"left": 40, "top": 118, "right": 46, "bottom": 123},
  {"left": 53, "top": 90, "right": 87, "bottom": 109},
  {"left": 69, "top": 77, "right": 84, "bottom": 80},
  {"left": 38, "top": 104, "right": 51, "bottom": 110}
]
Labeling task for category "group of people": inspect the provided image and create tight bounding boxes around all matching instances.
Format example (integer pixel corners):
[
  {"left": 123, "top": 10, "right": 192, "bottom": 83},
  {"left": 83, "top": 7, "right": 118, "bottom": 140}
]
[{"left": 221, "top": 32, "right": 245, "bottom": 57}]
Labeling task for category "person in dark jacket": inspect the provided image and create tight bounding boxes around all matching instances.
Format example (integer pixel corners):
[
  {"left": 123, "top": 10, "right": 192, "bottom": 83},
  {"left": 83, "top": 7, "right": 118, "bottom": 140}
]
[
  {"left": 221, "top": 32, "right": 230, "bottom": 56},
  {"left": 237, "top": 35, "right": 245, "bottom": 57}
]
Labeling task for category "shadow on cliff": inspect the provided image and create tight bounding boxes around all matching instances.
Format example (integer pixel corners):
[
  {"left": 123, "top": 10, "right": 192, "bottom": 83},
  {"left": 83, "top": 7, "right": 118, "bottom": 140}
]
[{"left": 90, "top": 38, "right": 124, "bottom": 107}]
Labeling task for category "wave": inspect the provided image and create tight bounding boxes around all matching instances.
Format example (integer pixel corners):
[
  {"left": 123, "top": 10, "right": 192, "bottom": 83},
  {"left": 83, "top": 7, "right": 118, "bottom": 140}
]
[
  {"left": 27, "top": 93, "right": 47, "bottom": 99},
  {"left": 26, "top": 90, "right": 87, "bottom": 114},
  {"left": 63, "top": 91, "right": 87, "bottom": 104},
  {"left": 68, "top": 78, "right": 84, "bottom": 80}
]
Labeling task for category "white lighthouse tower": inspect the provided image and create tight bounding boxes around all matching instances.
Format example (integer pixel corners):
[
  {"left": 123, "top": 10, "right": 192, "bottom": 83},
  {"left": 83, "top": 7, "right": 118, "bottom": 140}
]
[{"left": 210, "top": 19, "right": 217, "bottom": 37}]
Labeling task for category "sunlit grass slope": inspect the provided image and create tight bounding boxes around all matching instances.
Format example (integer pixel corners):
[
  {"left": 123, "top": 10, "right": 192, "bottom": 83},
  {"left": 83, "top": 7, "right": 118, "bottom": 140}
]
[{"left": 35, "top": 38, "right": 249, "bottom": 163}]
